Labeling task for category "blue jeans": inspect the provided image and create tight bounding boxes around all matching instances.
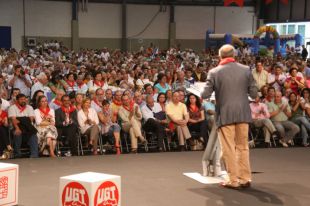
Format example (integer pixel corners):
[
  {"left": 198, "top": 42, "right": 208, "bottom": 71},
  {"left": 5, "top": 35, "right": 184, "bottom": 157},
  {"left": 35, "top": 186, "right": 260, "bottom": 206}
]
[
  {"left": 292, "top": 116, "right": 310, "bottom": 145},
  {"left": 13, "top": 134, "right": 39, "bottom": 158}
]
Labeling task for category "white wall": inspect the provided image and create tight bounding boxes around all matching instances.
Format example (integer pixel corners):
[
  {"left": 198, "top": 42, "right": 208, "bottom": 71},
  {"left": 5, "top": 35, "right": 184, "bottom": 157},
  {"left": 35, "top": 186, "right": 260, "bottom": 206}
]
[
  {"left": 25, "top": 0, "right": 71, "bottom": 37},
  {"left": 215, "top": 6, "right": 256, "bottom": 35},
  {"left": 127, "top": 4, "right": 169, "bottom": 39},
  {"left": 79, "top": 3, "right": 122, "bottom": 38},
  {"left": 0, "top": 0, "right": 23, "bottom": 50},
  {"left": 0, "top": 0, "right": 256, "bottom": 50},
  {"left": 175, "top": 6, "right": 214, "bottom": 39}
]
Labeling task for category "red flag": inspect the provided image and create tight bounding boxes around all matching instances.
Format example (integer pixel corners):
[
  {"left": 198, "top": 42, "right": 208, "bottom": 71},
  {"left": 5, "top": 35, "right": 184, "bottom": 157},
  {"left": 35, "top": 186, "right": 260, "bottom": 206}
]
[{"left": 224, "top": 0, "right": 244, "bottom": 7}]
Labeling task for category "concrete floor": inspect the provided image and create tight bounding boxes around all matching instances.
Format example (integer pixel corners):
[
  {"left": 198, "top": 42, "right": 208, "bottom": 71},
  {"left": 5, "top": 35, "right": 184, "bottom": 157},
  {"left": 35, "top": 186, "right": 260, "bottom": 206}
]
[{"left": 4, "top": 147, "right": 310, "bottom": 206}]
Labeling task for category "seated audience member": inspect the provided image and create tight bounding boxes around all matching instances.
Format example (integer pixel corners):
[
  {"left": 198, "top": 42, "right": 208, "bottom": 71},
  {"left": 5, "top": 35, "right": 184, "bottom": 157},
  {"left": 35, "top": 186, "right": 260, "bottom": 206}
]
[
  {"left": 134, "top": 91, "right": 145, "bottom": 108},
  {"left": 252, "top": 61, "right": 269, "bottom": 90},
  {"left": 288, "top": 92, "right": 310, "bottom": 147},
  {"left": 166, "top": 91, "right": 191, "bottom": 151},
  {"left": 268, "top": 65, "right": 286, "bottom": 91},
  {"left": 49, "top": 89, "right": 65, "bottom": 110},
  {"left": 301, "top": 88, "right": 310, "bottom": 116},
  {"left": 141, "top": 95, "right": 167, "bottom": 152},
  {"left": 91, "top": 88, "right": 105, "bottom": 113},
  {"left": 30, "top": 90, "right": 44, "bottom": 109},
  {"left": 78, "top": 98, "right": 100, "bottom": 155},
  {"left": 34, "top": 96, "right": 58, "bottom": 157},
  {"left": 192, "top": 63, "right": 207, "bottom": 82},
  {"left": 76, "top": 74, "right": 88, "bottom": 95},
  {"left": 250, "top": 96, "right": 277, "bottom": 147},
  {"left": 178, "top": 89, "right": 186, "bottom": 103},
  {"left": 111, "top": 90, "right": 123, "bottom": 117},
  {"left": 185, "top": 68, "right": 195, "bottom": 84},
  {"left": 55, "top": 95, "right": 79, "bottom": 156},
  {"left": 284, "top": 67, "right": 305, "bottom": 94},
  {"left": 98, "top": 100, "right": 121, "bottom": 155},
  {"left": 0, "top": 74, "right": 8, "bottom": 99},
  {"left": 118, "top": 94, "right": 146, "bottom": 153},
  {"left": 260, "top": 85, "right": 269, "bottom": 101},
  {"left": 157, "top": 93, "right": 167, "bottom": 112},
  {"left": 154, "top": 73, "right": 171, "bottom": 94},
  {"left": 88, "top": 71, "right": 108, "bottom": 92},
  {"left": 263, "top": 86, "right": 275, "bottom": 103},
  {"left": 64, "top": 72, "right": 78, "bottom": 94},
  {"left": 75, "top": 93, "right": 84, "bottom": 111},
  {"left": 166, "top": 90, "right": 172, "bottom": 104},
  {"left": 8, "top": 65, "right": 32, "bottom": 97},
  {"left": 0, "top": 99, "right": 13, "bottom": 159},
  {"left": 172, "top": 71, "right": 191, "bottom": 92},
  {"left": 8, "top": 94, "right": 39, "bottom": 158},
  {"left": 9, "top": 88, "right": 20, "bottom": 105},
  {"left": 267, "top": 91, "right": 300, "bottom": 147},
  {"left": 31, "top": 72, "right": 50, "bottom": 99},
  {"left": 144, "top": 83, "right": 158, "bottom": 100},
  {"left": 186, "top": 93, "right": 209, "bottom": 145},
  {"left": 104, "top": 89, "right": 113, "bottom": 103}
]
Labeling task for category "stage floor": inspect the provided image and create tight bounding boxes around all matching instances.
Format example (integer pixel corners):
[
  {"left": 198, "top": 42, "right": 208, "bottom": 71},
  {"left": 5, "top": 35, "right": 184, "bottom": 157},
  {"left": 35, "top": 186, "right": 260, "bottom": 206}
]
[{"left": 6, "top": 147, "right": 310, "bottom": 206}]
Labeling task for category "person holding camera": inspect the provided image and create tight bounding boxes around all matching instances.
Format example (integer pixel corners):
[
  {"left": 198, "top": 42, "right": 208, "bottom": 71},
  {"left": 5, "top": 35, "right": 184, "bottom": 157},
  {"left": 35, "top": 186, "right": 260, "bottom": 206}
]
[
  {"left": 77, "top": 98, "right": 100, "bottom": 155},
  {"left": 34, "top": 95, "right": 58, "bottom": 157},
  {"left": 8, "top": 65, "right": 32, "bottom": 97}
]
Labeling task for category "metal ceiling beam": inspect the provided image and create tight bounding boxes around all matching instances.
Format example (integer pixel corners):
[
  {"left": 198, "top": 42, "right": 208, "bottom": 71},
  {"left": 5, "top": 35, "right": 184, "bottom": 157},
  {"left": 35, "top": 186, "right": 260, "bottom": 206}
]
[{"left": 47, "top": 0, "right": 254, "bottom": 7}]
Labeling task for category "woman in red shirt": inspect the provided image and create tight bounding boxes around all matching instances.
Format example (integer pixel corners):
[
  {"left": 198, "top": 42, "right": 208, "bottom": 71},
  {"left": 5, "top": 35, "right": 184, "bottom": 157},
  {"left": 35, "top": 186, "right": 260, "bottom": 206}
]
[
  {"left": 0, "top": 99, "right": 13, "bottom": 159},
  {"left": 285, "top": 67, "right": 305, "bottom": 94}
]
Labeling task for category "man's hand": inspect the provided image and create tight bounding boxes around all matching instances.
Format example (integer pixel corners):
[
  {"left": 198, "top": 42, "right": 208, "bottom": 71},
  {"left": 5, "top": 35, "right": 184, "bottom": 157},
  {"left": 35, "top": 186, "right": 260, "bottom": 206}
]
[{"left": 14, "top": 128, "right": 22, "bottom": 136}]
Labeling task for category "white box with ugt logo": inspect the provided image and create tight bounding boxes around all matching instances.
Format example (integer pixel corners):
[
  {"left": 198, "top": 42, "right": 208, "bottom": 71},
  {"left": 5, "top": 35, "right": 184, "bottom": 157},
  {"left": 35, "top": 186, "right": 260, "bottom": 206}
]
[
  {"left": 59, "top": 172, "right": 121, "bottom": 206},
  {"left": 0, "top": 163, "right": 19, "bottom": 206}
]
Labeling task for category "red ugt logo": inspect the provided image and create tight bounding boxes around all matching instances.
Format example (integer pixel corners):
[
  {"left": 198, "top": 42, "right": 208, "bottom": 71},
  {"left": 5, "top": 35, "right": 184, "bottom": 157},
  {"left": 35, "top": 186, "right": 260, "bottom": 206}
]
[
  {"left": 62, "top": 182, "right": 90, "bottom": 206},
  {"left": 94, "top": 181, "right": 119, "bottom": 206},
  {"left": 0, "top": 176, "right": 9, "bottom": 199}
]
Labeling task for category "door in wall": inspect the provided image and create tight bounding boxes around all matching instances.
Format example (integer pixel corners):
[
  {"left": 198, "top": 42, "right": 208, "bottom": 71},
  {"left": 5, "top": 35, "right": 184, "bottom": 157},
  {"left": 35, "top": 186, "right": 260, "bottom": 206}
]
[{"left": 0, "top": 26, "right": 12, "bottom": 49}]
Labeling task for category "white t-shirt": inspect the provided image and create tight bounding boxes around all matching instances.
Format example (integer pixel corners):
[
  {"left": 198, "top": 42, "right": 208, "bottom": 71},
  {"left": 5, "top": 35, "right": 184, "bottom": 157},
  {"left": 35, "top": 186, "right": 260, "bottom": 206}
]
[
  {"left": 8, "top": 75, "right": 32, "bottom": 97},
  {"left": 8, "top": 104, "right": 35, "bottom": 118},
  {"left": 0, "top": 98, "right": 10, "bottom": 111}
]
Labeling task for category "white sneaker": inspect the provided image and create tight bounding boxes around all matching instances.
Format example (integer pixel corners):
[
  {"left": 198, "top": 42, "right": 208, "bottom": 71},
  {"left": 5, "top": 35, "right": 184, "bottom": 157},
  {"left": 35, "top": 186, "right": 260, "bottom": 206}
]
[{"left": 279, "top": 140, "right": 288, "bottom": 148}]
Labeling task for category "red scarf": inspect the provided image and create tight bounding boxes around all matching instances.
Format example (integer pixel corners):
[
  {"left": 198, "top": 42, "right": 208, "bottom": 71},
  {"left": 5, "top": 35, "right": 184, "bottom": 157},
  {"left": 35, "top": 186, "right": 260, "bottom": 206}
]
[
  {"left": 39, "top": 107, "right": 50, "bottom": 117},
  {"left": 66, "top": 80, "right": 75, "bottom": 88},
  {"left": 61, "top": 105, "right": 75, "bottom": 114},
  {"left": 123, "top": 102, "right": 134, "bottom": 112},
  {"left": 78, "top": 82, "right": 84, "bottom": 89},
  {"left": 94, "top": 80, "right": 104, "bottom": 87},
  {"left": 189, "top": 104, "right": 199, "bottom": 113},
  {"left": 53, "top": 99, "right": 62, "bottom": 106},
  {"left": 15, "top": 103, "right": 26, "bottom": 113},
  {"left": 113, "top": 99, "right": 122, "bottom": 106},
  {"left": 219, "top": 57, "right": 236, "bottom": 66}
]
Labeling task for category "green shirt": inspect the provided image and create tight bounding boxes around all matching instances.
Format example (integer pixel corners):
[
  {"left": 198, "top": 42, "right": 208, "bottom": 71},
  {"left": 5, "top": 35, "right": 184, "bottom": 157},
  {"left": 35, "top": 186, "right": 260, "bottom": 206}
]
[{"left": 267, "top": 101, "right": 291, "bottom": 122}]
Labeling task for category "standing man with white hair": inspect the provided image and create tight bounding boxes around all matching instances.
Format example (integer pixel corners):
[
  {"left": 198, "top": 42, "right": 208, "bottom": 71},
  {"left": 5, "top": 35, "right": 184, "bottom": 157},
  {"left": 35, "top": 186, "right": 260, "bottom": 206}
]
[
  {"left": 202, "top": 44, "right": 258, "bottom": 189},
  {"left": 31, "top": 72, "right": 51, "bottom": 99}
]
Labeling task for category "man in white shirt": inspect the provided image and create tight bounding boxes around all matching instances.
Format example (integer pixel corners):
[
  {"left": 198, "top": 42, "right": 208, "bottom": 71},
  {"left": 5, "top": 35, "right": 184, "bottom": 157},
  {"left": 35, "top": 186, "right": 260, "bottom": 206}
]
[
  {"left": 141, "top": 95, "right": 166, "bottom": 151},
  {"left": 91, "top": 88, "right": 104, "bottom": 113},
  {"left": 31, "top": 72, "right": 51, "bottom": 100},
  {"left": 252, "top": 61, "right": 268, "bottom": 90},
  {"left": 8, "top": 65, "right": 32, "bottom": 97}
]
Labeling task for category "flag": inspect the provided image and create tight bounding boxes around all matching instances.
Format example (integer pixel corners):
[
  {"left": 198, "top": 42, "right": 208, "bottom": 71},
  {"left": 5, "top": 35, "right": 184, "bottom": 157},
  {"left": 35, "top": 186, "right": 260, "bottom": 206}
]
[{"left": 224, "top": 0, "right": 244, "bottom": 7}]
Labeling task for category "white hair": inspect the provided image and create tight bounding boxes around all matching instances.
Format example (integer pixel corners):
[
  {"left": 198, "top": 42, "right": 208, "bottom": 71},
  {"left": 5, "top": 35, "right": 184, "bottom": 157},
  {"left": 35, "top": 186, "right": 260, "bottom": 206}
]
[
  {"left": 219, "top": 44, "right": 235, "bottom": 59},
  {"left": 37, "top": 72, "right": 47, "bottom": 80}
]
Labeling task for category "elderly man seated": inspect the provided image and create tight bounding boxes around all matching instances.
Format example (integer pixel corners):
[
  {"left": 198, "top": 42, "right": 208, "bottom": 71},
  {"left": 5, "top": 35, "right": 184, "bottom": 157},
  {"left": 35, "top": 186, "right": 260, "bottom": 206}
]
[
  {"left": 267, "top": 91, "right": 300, "bottom": 147},
  {"left": 118, "top": 94, "right": 147, "bottom": 153},
  {"left": 166, "top": 91, "right": 191, "bottom": 151},
  {"left": 250, "top": 96, "right": 277, "bottom": 147},
  {"left": 141, "top": 95, "right": 167, "bottom": 152}
]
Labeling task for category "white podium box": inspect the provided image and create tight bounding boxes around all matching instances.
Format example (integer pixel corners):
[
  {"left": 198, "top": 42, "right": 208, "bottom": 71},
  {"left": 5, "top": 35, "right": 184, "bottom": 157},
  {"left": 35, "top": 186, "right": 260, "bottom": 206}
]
[
  {"left": 59, "top": 172, "right": 121, "bottom": 206},
  {"left": 0, "top": 163, "right": 19, "bottom": 206}
]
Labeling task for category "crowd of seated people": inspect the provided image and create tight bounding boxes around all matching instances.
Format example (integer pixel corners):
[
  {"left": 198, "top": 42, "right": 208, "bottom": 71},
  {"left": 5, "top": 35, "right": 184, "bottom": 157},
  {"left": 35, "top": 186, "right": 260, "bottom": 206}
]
[{"left": 0, "top": 42, "right": 309, "bottom": 159}]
